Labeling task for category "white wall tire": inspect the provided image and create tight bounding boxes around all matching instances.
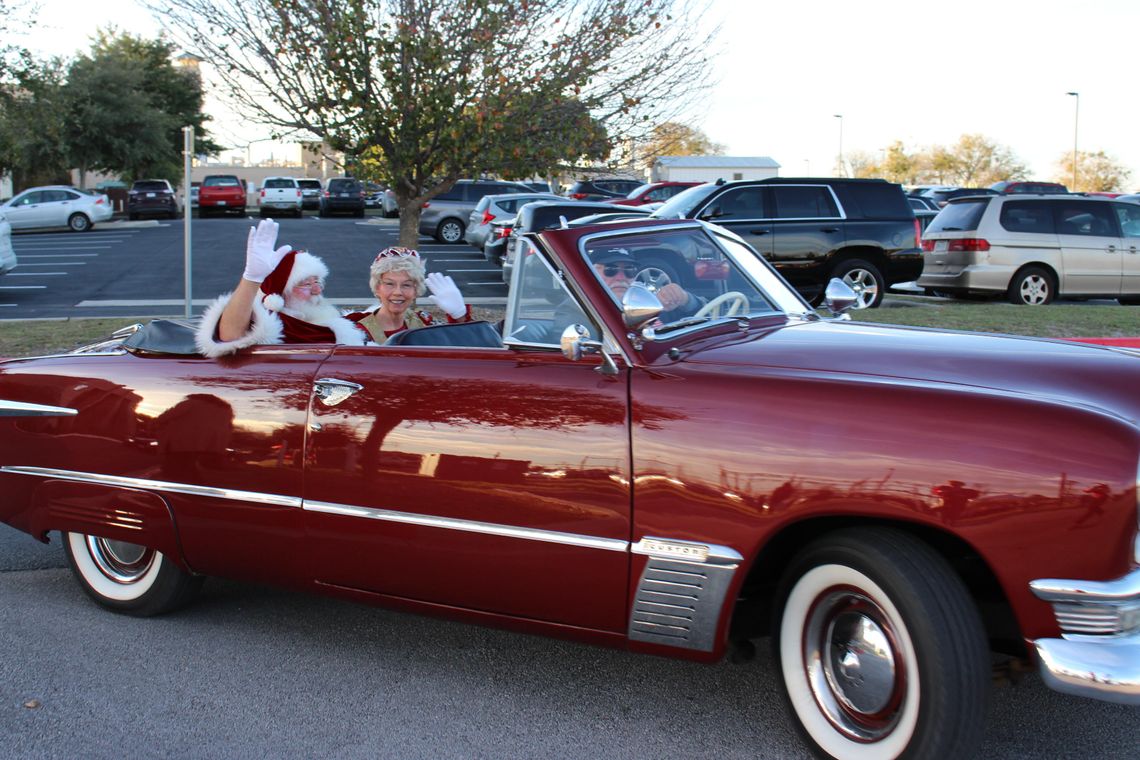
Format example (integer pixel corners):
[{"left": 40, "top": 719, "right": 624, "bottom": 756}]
[
  {"left": 775, "top": 528, "right": 987, "bottom": 760},
  {"left": 63, "top": 531, "right": 202, "bottom": 616}
]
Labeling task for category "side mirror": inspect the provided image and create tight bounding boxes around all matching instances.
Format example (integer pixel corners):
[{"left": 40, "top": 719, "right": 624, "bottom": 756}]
[
  {"left": 621, "top": 283, "right": 663, "bottom": 331},
  {"left": 560, "top": 324, "right": 618, "bottom": 375},
  {"left": 697, "top": 206, "right": 723, "bottom": 221},
  {"left": 823, "top": 278, "right": 858, "bottom": 315}
]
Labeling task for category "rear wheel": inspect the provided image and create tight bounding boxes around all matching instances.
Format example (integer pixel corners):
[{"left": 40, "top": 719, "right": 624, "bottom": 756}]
[
  {"left": 1118, "top": 296, "right": 1140, "bottom": 305},
  {"left": 1007, "top": 266, "right": 1054, "bottom": 305},
  {"left": 831, "top": 258, "right": 885, "bottom": 309},
  {"left": 436, "top": 218, "right": 465, "bottom": 243},
  {"left": 62, "top": 531, "right": 203, "bottom": 616},
  {"left": 775, "top": 527, "right": 988, "bottom": 760},
  {"left": 68, "top": 213, "right": 91, "bottom": 232},
  {"left": 354, "top": 208, "right": 365, "bottom": 218},
  {"left": 128, "top": 212, "right": 139, "bottom": 221}
]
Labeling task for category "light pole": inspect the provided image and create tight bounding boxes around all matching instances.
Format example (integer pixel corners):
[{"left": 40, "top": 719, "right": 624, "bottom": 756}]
[
  {"left": 1066, "top": 92, "right": 1079, "bottom": 190},
  {"left": 834, "top": 114, "right": 844, "bottom": 177}
]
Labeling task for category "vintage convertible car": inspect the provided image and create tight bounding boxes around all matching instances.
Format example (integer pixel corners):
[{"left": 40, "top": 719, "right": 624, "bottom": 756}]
[{"left": 0, "top": 218, "right": 1137, "bottom": 759}]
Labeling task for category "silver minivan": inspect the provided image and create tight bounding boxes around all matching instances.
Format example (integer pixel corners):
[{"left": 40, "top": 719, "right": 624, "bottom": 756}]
[
  {"left": 418, "top": 179, "right": 532, "bottom": 243},
  {"left": 918, "top": 194, "right": 1140, "bottom": 305}
]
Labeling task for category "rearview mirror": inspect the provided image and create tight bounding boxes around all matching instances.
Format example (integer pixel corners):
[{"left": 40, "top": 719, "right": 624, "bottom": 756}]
[{"left": 621, "top": 283, "right": 663, "bottom": 330}]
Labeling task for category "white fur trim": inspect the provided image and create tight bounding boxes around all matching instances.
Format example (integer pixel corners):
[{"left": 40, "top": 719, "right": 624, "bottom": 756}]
[
  {"left": 263, "top": 293, "right": 285, "bottom": 312},
  {"left": 195, "top": 293, "right": 284, "bottom": 358},
  {"left": 281, "top": 299, "right": 367, "bottom": 346},
  {"left": 285, "top": 252, "right": 329, "bottom": 291},
  {"left": 328, "top": 315, "right": 367, "bottom": 345}
]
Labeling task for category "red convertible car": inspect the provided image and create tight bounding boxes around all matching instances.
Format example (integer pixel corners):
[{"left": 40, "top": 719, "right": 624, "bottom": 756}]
[{"left": 0, "top": 218, "right": 1137, "bottom": 759}]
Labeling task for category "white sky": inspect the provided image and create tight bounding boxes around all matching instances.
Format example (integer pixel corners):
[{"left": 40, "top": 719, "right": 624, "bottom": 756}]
[{"left": 15, "top": 0, "right": 1140, "bottom": 188}]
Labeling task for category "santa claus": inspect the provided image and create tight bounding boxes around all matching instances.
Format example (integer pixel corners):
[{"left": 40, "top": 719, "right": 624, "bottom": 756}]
[{"left": 195, "top": 219, "right": 366, "bottom": 357}]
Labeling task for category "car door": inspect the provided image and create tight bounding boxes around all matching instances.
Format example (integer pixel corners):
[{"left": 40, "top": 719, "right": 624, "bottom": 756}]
[
  {"left": 302, "top": 299, "right": 631, "bottom": 630},
  {"left": 695, "top": 185, "right": 773, "bottom": 259},
  {"left": 4, "top": 190, "right": 51, "bottom": 229},
  {"left": 1052, "top": 200, "right": 1122, "bottom": 295},
  {"left": 766, "top": 185, "right": 845, "bottom": 292},
  {"left": 1112, "top": 202, "right": 1140, "bottom": 296}
]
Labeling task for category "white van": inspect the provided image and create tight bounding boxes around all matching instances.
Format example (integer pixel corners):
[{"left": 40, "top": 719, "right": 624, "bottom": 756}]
[{"left": 918, "top": 194, "right": 1140, "bottom": 305}]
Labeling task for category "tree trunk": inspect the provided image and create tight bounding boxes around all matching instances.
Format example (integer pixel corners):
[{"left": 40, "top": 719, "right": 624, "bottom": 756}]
[{"left": 397, "top": 201, "right": 422, "bottom": 248}]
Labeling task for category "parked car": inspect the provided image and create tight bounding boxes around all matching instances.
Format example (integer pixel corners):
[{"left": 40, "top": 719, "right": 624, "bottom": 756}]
[
  {"left": 189, "top": 182, "right": 200, "bottom": 208},
  {"left": 466, "top": 192, "right": 561, "bottom": 251},
  {"left": 257, "top": 177, "right": 303, "bottom": 218},
  {"left": 524, "top": 181, "right": 554, "bottom": 193},
  {"left": 990, "top": 180, "right": 1069, "bottom": 195},
  {"left": 610, "top": 181, "right": 701, "bottom": 207},
  {"left": 0, "top": 185, "right": 113, "bottom": 232},
  {"left": 126, "top": 179, "right": 181, "bottom": 220},
  {"left": 920, "top": 186, "right": 998, "bottom": 207},
  {"left": 918, "top": 193, "right": 1140, "bottom": 305},
  {"left": 198, "top": 175, "right": 247, "bottom": 218},
  {"left": 363, "top": 182, "right": 386, "bottom": 210},
  {"left": 319, "top": 177, "right": 366, "bottom": 218},
  {"left": 380, "top": 188, "right": 399, "bottom": 218},
  {"left": 1117, "top": 193, "right": 1140, "bottom": 204},
  {"left": 500, "top": 200, "right": 644, "bottom": 282},
  {"left": 1, "top": 216, "right": 1137, "bottom": 760},
  {"left": 908, "top": 195, "right": 942, "bottom": 212},
  {"left": 564, "top": 177, "right": 643, "bottom": 201},
  {"left": 0, "top": 210, "right": 16, "bottom": 276},
  {"left": 419, "top": 179, "right": 532, "bottom": 243},
  {"left": 482, "top": 216, "right": 515, "bottom": 265},
  {"left": 296, "top": 178, "right": 323, "bottom": 211},
  {"left": 650, "top": 178, "right": 923, "bottom": 308},
  {"left": 908, "top": 196, "right": 939, "bottom": 233}
]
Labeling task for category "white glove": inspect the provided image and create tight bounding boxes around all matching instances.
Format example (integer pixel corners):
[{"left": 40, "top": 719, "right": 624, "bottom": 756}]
[
  {"left": 425, "top": 272, "right": 466, "bottom": 319},
  {"left": 242, "top": 219, "right": 291, "bottom": 283}
]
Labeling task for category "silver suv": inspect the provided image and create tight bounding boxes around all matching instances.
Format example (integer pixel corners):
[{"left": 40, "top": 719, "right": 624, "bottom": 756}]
[
  {"left": 418, "top": 179, "right": 532, "bottom": 243},
  {"left": 919, "top": 194, "right": 1140, "bottom": 305}
]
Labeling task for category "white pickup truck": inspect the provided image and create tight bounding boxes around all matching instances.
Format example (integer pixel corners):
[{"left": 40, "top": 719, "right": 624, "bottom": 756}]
[{"left": 258, "top": 177, "right": 303, "bottom": 218}]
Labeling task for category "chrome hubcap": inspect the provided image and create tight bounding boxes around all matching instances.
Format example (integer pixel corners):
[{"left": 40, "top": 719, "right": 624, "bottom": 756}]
[
  {"left": 842, "top": 269, "right": 879, "bottom": 309},
  {"left": 85, "top": 536, "right": 155, "bottom": 584},
  {"left": 805, "top": 589, "right": 905, "bottom": 741},
  {"left": 1019, "top": 276, "right": 1049, "bottom": 304}
]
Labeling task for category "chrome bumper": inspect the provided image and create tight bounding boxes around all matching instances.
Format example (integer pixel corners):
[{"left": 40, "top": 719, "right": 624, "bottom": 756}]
[{"left": 1030, "top": 567, "right": 1140, "bottom": 705}]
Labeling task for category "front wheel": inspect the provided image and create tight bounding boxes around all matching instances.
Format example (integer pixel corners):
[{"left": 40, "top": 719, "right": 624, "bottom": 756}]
[
  {"left": 775, "top": 527, "right": 988, "bottom": 760},
  {"left": 63, "top": 531, "right": 203, "bottom": 616},
  {"left": 831, "top": 258, "right": 885, "bottom": 309},
  {"left": 68, "top": 213, "right": 91, "bottom": 232}
]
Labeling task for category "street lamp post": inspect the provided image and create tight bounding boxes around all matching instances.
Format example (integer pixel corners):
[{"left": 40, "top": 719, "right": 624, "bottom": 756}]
[
  {"left": 1066, "top": 92, "right": 1079, "bottom": 190},
  {"left": 834, "top": 114, "right": 844, "bottom": 177}
]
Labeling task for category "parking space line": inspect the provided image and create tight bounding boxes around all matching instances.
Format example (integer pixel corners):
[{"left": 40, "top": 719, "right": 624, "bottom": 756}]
[
  {"left": 13, "top": 247, "right": 113, "bottom": 252},
  {"left": 16, "top": 253, "right": 101, "bottom": 258},
  {"left": 15, "top": 262, "right": 86, "bottom": 266},
  {"left": 0, "top": 285, "right": 47, "bottom": 289},
  {"left": 469, "top": 281, "right": 508, "bottom": 286},
  {"left": 8, "top": 272, "right": 67, "bottom": 276}
]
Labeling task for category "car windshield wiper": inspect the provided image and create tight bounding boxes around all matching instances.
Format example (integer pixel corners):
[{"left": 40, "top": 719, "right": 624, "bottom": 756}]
[{"left": 643, "top": 316, "right": 711, "bottom": 338}]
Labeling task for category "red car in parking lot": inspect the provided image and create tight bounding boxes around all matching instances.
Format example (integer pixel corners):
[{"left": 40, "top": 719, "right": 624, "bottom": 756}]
[
  {"left": 197, "top": 175, "right": 247, "bottom": 217},
  {"left": 610, "top": 181, "right": 700, "bottom": 206}
]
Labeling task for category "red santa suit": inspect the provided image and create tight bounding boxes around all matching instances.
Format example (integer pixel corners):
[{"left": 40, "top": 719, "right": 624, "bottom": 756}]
[{"left": 195, "top": 250, "right": 366, "bottom": 357}]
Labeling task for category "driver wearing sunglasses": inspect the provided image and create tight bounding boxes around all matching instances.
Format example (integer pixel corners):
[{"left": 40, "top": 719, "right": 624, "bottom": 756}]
[{"left": 590, "top": 247, "right": 703, "bottom": 316}]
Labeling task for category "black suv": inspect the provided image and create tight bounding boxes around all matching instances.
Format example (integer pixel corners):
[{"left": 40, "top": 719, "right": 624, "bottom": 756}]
[
  {"left": 651, "top": 178, "right": 923, "bottom": 308},
  {"left": 127, "top": 179, "right": 181, "bottom": 220},
  {"left": 565, "top": 178, "right": 643, "bottom": 201},
  {"left": 319, "top": 177, "right": 366, "bottom": 217}
]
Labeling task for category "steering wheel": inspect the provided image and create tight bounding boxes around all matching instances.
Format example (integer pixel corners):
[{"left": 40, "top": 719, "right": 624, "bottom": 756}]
[{"left": 694, "top": 291, "right": 749, "bottom": 319}]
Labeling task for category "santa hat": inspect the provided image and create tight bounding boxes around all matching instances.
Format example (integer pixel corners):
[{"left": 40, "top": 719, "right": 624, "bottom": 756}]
[{"left": 260, "top": 250, "right": 329, "bottom": 312}]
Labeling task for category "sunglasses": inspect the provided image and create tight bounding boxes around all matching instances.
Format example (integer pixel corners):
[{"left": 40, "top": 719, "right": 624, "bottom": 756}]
[
  {"left": 373, "top": 247, "right": 420, "bottom": 262},
  {"left": 601, "top": 263, "right": 639, "bottom": 278}
]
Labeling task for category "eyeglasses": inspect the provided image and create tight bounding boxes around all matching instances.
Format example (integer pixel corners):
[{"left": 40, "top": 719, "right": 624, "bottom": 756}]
[
  {"left": 601, "top": 263, "right": 639, "bottom": 278},
  {"left": 373, "top": 247, "right": 420, "bottom": 262}
]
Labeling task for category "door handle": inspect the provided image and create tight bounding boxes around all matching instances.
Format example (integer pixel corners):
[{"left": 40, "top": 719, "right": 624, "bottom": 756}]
[
  {"left": 820, "top": 227, "right": 839, "bottom": 233},
  {"left": 1106, "top": 245, "right": 1117, "bottom": 253},
  {"left": 313, "top": 378, "right": 363, "bottom": 407},
  {"left": 749, "top": 229, "right": 769, "bottom": 235}
]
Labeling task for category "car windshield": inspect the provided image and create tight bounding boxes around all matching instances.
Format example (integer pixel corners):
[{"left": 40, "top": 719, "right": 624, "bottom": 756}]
[
  {"left": 203, "top": 177, "right": 240, "bottom": 187},
  {"left": 263, "top": 179, "right": 295, "bottom": 188},
  {"left": 297, "top": 180, "right": 321, "bottom": 189},
  {"left": 926, "top": 200, "right": 989, "bottom": 233},
  {"left": 504, "top": 225, "right": 806, "bottom": 347},
  {"left": 650, "top": 183, "right": 718, "bottom": 219},
  {"left": 132, "top": 181, "right": 169, "bottom": 192}
]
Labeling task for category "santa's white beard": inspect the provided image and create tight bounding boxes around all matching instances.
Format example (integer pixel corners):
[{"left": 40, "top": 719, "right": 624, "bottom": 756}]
[{"left": 283, "top": 294, "right": 343, "bottom": 326}]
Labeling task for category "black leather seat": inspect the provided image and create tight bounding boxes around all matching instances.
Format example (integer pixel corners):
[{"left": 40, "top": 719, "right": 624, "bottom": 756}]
[
  {"left": 383, "top": 320, "right": 503, "bottom": 348},
  {"left": 122, "top": 319, "right": 201, "bottom": 355}
]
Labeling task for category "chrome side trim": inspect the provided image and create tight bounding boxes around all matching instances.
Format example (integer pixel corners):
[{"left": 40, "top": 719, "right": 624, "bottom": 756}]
[
  {"left": 0, "top": 400, "right": 78, "bottom": 417},
  {"left": 632, "top": 536, "right": 743, "bottom": 565},
  {"left": 628, "top": 550, "right": 741, "bottom": 652},
  {"left": 303, "top": 500, "right": 629, "bottom": 553},
  {"left": 0, "top": 466, "right": 301, "bottom": 508}
]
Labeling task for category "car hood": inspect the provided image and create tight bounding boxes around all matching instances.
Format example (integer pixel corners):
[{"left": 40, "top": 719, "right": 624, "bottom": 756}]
[{"left": 683, "top": 319, "right": 1140, "bottom": 425}]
